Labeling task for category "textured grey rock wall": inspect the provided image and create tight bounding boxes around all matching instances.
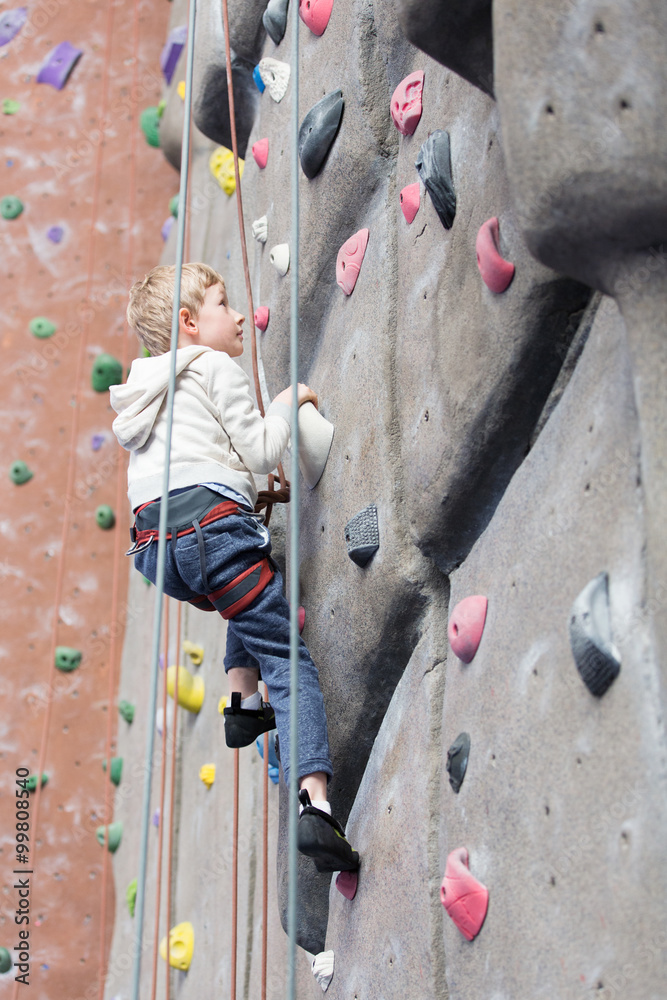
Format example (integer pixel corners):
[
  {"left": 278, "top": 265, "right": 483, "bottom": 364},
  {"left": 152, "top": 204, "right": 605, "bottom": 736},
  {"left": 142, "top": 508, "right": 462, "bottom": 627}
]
[{"left": 113, "top": 0, "right": 667, "bottom": 993}]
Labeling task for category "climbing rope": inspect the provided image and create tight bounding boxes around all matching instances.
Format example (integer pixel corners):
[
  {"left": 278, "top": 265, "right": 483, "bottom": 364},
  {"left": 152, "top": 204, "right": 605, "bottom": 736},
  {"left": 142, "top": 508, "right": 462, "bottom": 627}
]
[
  {"left": 130, "top": 0, "right": 198, "bottom": 996},
  {"left": 165, "top": 602, "right": 182, "bottom": 1000},
  {"left": 149, "top": 595, "right": 171, "bottom": 1000},
  {"left": 9, "top": 3, "right": 117, "bottom": 1000}
]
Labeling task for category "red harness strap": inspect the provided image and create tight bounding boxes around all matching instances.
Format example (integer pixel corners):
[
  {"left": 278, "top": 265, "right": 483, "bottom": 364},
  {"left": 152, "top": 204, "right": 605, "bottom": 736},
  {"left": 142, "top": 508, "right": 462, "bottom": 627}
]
[
  {"left": 207, "top": 557, "right": 274, "bottom": 619},
  {"left": 131, "top": 499, "right": 239, "bottom": 546}
]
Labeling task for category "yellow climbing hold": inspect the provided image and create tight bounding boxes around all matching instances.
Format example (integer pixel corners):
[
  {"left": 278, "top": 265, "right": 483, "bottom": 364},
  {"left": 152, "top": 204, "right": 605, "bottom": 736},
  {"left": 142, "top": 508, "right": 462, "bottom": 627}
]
[
  {"left": 209, "top": 146, "right": 244, "bottom": 196},
  {"left": 199, "top": 763, "right": 216, "bottom": 788},
  {"left": 218, "top": 695, "right": 228, "bottom": 714},
  {"left": 177, "top": 80, "right": 185, "bottom": 100},
  {"left": 182, "top": 639, "right": 204, "bottom": 666},
  {"left": 167, "top": 664, "right": 204, "bottom": 713},
  {"left": 159, "top": 921, "right": 194, "bottom": 971}
]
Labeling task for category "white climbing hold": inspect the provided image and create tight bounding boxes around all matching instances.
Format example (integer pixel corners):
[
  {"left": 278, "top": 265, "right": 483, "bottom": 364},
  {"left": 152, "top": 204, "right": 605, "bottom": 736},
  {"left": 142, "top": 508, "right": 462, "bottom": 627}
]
[
  {"left": 312, "top": 950, "right": 334, "bottom": 992},
  {"left": 270, "top": 243, "right": 290, "bottom": 276},
  {"left": 252, "top": 215, "right": 268, "bottom": 243},
  {"left": 156, "top": 701, "right": 174, "bottom": 736},
  {"left": 258, "top": 57, "right": 290, "bottom": 102}
]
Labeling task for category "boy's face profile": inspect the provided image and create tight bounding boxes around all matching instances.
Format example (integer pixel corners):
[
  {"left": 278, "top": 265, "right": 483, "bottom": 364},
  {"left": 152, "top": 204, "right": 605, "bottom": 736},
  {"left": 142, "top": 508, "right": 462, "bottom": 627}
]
[{"left": 179, "top": 282, "right": 245, "bottom": 357}]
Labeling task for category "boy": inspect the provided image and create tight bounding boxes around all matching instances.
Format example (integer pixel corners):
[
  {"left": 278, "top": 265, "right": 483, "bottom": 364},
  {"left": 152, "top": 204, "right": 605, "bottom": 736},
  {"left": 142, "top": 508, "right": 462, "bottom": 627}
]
[{"left": 109, "top": 262, "right": 358, "bottom": 874}]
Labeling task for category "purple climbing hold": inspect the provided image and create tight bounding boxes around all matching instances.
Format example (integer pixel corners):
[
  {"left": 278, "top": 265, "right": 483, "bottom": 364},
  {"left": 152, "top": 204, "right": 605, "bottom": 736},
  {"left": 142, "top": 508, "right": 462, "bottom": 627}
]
[
  {"left": 160, "top": 25, "right": 187, "bottom": 85},
  {"left": 336, "top": 869, "right": 358, "bottom": 900},
  {"left": 91, "top": 434, "right": 105, "bottom": 451},
  {"left": 152, "top": 808, "right": 160, "bottom": 828},
  {"left": 161, "top": 216, "right": 175, "bottom": 242},
  {"left": 37, "top": 41, "right": 83, "bottom": 90},
  {"left": 47, "top": 225, "right": 64, "bottom": 243},
  {"left": 0, "top": 8, "right": 27, "bottom": 48}
]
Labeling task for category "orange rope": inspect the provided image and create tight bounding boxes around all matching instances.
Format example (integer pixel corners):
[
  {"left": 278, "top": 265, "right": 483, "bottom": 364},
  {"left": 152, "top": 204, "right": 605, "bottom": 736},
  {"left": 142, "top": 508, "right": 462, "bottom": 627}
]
[
  {"left": 10, "top": 2, "right": 117, "bottom": 998},
  {"left": 97, "top": 0, "right": 141, "bottom": 993},
  {"left": 150, "top": 596, "right": 171, "bottom": 999}
]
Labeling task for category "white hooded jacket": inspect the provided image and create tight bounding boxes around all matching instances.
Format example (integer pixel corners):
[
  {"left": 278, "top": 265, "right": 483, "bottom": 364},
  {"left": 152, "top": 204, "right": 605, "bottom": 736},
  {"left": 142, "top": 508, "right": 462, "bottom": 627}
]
[{"left": 109, "top": 345, "right": 291, "bottom": 509}]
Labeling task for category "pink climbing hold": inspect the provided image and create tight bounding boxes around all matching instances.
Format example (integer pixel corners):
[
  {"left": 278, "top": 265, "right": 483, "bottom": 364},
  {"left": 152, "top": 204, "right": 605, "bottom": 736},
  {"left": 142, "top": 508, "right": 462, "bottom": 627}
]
[
  {"left": 390, "top": 71, "right": 425, "bottom": 136},
  {"left": 252, "top": 137, "right": 269, "bottom": 169},
  {"left": 254, "top": 306, "right": 269, "bottom": 332},
  {"left": 298, "top": 606, "right": 305, "bottom": 634},
  {"left": 400, "top": 182, "right": 420, "bottom": 224},
  {"left": 298, "top": 0, "right": 334, "bottom": 36},
  {"left": 475, "top": 217, "right": 515, "bottom": 294},
  {"left": 336, "top": 869, "right": 358, "bottom": 900},
  {"left": 441, "top": 847, "right": 488, "bottom": 941},
  {"left": 336, "top": 228, "right": 369, "bottom": 296},
  {"left": 448, "top": 595, "right": 488, "bottom": 663}
]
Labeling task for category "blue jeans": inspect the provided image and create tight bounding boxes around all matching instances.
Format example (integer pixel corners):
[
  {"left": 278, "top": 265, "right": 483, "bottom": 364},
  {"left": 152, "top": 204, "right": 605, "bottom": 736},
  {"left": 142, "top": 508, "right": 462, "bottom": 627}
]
[{"left": 134, "top": 501, "right": 332, "bottom": 787}]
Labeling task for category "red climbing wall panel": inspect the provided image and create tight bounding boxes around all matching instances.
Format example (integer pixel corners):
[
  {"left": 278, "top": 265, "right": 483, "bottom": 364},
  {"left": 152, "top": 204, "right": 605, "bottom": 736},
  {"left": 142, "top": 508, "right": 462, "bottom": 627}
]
[{"left": 0, "top": 1, "right": 175, "bottom": 996}]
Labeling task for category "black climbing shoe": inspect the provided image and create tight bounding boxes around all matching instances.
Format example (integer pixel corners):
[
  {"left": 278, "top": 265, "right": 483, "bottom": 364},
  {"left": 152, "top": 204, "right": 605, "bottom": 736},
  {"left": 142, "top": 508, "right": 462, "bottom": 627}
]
[
  {"left": 297, "top": 789, "right": 360, "bottom": 873},
  {"left": 223, "top": 691, "right": 276, "bottom": 749}
]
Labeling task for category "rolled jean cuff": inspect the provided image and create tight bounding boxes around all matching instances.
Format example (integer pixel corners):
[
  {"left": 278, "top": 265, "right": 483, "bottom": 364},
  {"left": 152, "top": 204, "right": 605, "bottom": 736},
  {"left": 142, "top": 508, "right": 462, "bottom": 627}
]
[{"left": 286, "top": 758, "right": 333, "bottom": 787}]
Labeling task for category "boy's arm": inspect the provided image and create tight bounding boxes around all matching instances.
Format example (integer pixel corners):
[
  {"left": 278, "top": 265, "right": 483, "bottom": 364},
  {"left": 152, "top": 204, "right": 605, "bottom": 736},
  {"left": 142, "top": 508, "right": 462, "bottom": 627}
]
[{"left": 208, "top": 354, "right": 292, "bottom": 474}]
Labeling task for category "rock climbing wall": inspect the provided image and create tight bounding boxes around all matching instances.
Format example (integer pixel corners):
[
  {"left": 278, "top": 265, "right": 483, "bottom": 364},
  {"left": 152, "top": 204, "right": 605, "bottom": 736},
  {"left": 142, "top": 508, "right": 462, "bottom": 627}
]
[
  {"left": 0, "top": 1, "right": 176, "bottom": 997},
  {"left": 106, "top": 0, "right": 667, "bottom": 998}
]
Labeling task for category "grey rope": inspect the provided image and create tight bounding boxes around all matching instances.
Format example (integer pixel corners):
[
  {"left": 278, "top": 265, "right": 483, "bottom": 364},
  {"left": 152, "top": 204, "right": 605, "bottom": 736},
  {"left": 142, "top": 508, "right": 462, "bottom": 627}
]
[
  {"left": 287, "top": 1, "right": 301, "bottom": 997},
  {"left": 130, "top": 1, "right": 197, "bottom": 996}
]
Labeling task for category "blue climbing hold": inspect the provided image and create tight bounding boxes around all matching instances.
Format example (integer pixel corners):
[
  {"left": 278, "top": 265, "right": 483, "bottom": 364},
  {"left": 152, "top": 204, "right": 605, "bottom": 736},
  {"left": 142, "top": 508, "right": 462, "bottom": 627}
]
[
  {"left": 253, "top": 64, "right": 266, "bottom": 93},
  {"left": 256, "top": 731, "right": 280, "bottom": 783}
]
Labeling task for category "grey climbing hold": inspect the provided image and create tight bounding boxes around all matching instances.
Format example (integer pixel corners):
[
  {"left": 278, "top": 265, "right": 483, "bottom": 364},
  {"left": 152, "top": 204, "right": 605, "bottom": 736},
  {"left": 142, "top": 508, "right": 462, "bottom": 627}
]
[
  {"left": 263, "top": 0, "right": 289, "bottom": 45},
  {"left": 1, "top": 195, "right": 23, "bottom": 219},
  {"left": 91, "top": 353, "right": 123, "bottom": 392},
  {"left": 55, "top": 646, "right": 82, "bottom": 672},
  {"left": 9, "top": 460, "right": 32, "bottom": 484},
  {"left": 298, "top": 89, "right": 344, "bottom": 179},
  {"left": 415, "top": 130, "right": 456, "bottom": 229},
  {"left": 446, "top": 732, "right": 470, "bottom": 793},
  {"left": 95, "top": 505, "right": 115, "bottom": 530},
  {"left": 569, "top": 572, "right": 620, "bottom": 697},
  {"left": 29, "top": 316, "right": 56, "bottom": 339},
  {"left": 344, "top": 503, "right": 379, "bottom": 567}
]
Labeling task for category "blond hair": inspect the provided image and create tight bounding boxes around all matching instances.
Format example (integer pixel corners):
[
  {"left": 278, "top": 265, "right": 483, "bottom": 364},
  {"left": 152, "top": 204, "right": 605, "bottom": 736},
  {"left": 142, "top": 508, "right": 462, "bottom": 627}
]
[{"left": 127, "top": 262, "right": 226, "bottom": 356}]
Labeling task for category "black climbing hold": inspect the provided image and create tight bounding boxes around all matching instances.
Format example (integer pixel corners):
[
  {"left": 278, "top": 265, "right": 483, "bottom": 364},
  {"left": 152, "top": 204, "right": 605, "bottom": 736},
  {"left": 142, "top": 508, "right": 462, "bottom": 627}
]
[
  {"left": 9, "top": 460, "right": 32, "bottom": 484},
  {"left": 446, "top": 733, "right": 470, "bottom": 793},
  {"left": 91, "top": 353, "right": 123, "bottom": 392},
  {"left": 263, "top": 0, "right": 289, "bottom": 45},
  {"left": 415, "top": 130, "right": 456, "bottom": 229},
  {"left": 55, "top": 646, "right": 82, "bottom": 672},
  {"left": 344, "top": 503, "right": 379, "bottom": 567},
  {"left": 569, "top": 572, "right": 620, "bottom": 697},
  {"left": 298, "top": 89, "right": 344, "bottom": 180}
]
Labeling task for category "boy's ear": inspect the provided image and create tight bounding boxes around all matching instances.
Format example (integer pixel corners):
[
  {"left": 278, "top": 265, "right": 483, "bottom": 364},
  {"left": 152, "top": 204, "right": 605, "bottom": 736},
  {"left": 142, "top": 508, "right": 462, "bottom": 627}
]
[{"left": 178, "top": 306, "right": 198, "bottom": 339}]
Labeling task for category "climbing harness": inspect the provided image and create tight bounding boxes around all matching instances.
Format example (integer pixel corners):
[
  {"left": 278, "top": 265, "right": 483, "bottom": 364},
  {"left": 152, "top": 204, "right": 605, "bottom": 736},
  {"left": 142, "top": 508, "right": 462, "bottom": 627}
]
[{"left": 127, "top": 486, "right": 275, "bottom": 619}]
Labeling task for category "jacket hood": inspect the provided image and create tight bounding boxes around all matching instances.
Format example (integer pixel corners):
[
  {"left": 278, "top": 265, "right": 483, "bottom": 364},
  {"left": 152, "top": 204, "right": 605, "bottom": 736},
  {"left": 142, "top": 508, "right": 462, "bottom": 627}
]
[{"left": 109, "top": 345, "right": 212, "bottom": 450}]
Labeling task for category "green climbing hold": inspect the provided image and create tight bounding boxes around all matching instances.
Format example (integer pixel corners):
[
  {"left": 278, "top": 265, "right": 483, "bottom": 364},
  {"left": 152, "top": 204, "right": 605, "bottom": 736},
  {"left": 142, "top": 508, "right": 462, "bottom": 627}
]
[
  {"left": 169, "top": 194, "right": 179, "bottom": 218},
  {"left": 95, "top": 504, "right": 115, "bottom": 530},
  {"left": 126, "top": 878, "right": 138, "bottom": 917},
  {"left": 140, "top": 106, "right": 161, "bottom": 147},
  {"left": 0, "top": 947, "right": 12, "bottom": 974},
  {"left": 2, "top": 99, "right": 20, "bottom": 115},
  {"left": 102, "top": 756, "right": 123, "bottom": 786},
  {"left": 55, "top": 646, "right": 82, "bottom": 672},
  {"left": 143, "top": 576, "right": 152, "bottom": 586},
  {"left": 157, "top": 99, "right": 166, "bottom": 118},
  {"left": 25, "top": 773, "right": 48, "bottom": 791},
  {"left": 1, "top": 195, "right": 23, "bottom": 219},
  {"left": 96, "top": 821, "right": 123, "bottom": 853},
  {"left": 29, "top": 316, "right": 56, "bottom": 339},
  {"left": 9, "top": 460, "right": 33, "bottom": 485},
  {"left": 91, "top": 353, "right": 123, "bottom": 392},
  {"left": 118, "top": 699, "right": 135, "bottom": 723}
]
